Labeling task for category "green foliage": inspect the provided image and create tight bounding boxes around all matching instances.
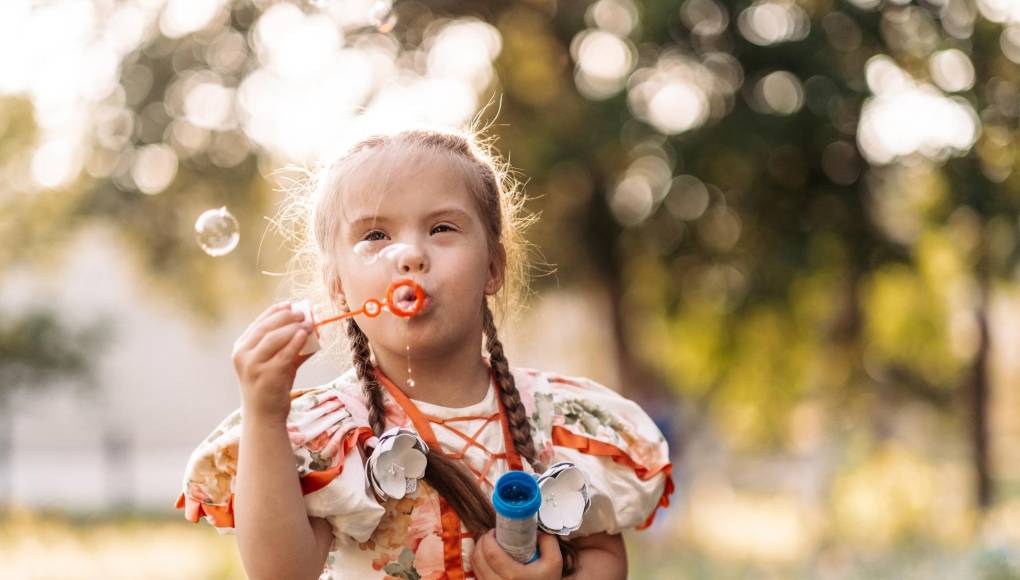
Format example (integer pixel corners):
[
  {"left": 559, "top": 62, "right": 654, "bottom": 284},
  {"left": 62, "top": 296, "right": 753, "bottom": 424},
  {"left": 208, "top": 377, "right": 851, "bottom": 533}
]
[
  {"left": 4, "top": 0, "right": 1020, "bottom": 500},
  {"left": 0, "top": 308, "right": 110, "bottom": 400}
]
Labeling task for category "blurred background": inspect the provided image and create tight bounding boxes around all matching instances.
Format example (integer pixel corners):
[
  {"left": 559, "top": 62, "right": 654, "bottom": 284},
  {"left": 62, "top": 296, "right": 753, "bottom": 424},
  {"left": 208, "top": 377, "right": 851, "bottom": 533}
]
[{"left": 2, "top": 0, "right": 1020, "bottom": 578}]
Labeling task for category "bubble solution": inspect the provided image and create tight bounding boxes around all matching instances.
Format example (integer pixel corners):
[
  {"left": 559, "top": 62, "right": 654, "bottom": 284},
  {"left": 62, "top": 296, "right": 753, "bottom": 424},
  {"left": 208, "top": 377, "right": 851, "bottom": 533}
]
[{"left": 492, "top": 471, "right": 541, "bottom": 564}]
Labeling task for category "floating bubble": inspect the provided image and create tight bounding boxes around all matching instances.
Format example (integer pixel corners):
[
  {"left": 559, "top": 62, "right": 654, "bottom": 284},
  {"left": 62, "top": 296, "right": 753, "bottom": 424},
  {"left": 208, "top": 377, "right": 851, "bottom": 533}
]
[
  {"left": 195, "top": 206, "right": 240, "bottom": 256},
  {"left": 379, "top": 243, "right": 414, "bottom": 264},
  {"left": 353, "top": 241, "right": 375, "bottom": 262},
  {"left": 352, "top": 241, "right": 415, "bottom": 266},
  {"left": 370, "top": 1, "right": 398, "bottom": 33}
]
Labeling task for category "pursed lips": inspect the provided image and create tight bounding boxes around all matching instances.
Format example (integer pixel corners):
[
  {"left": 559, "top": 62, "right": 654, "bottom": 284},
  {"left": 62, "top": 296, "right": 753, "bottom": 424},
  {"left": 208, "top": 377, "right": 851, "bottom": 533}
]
[{"left": 394, "top": 283, "right": 432, "bottom": 314}]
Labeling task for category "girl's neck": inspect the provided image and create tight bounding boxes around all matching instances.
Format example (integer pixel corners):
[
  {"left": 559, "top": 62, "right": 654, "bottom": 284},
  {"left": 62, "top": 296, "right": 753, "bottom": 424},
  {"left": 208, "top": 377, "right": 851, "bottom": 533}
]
[{"left": 373, "top": 338, "right": 491, "bottom": 409}]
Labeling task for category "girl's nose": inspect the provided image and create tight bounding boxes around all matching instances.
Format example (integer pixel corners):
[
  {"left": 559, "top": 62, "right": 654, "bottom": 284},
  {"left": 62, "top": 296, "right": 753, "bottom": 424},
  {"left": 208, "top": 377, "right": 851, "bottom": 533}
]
[{"left": 396, "top": 246, "right": 428, "bottom": 274}]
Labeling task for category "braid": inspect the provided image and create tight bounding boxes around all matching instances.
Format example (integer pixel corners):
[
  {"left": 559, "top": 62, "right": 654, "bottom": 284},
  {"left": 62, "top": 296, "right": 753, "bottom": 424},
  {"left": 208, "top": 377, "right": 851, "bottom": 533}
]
[
  {"left": 483, "top": 299, "right": 577, "bottom": 573},
  {"left": 316, "top": 131, "right": 575, "bottom": 575},
  {"left": 482, "top": 299, "right": 541, "bottom": 470},
  {"left": 346, "top": 318, "right": 387, "bottom": 436}
]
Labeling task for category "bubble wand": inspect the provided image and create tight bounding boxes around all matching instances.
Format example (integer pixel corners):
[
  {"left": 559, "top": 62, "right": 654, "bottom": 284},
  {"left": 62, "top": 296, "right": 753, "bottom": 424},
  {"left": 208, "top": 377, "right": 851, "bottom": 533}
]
[
  {"left": 292, "top": 278, "right": 426, "bottom": 355},
  {"left": 316, "top": 278, "right": 426, "bottom": 324}
]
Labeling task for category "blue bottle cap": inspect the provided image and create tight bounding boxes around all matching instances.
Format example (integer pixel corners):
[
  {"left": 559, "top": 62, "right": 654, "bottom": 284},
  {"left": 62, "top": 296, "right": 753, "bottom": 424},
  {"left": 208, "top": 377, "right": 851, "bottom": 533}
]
[{"left": 492, "top": 471, "right": 541, "bottom": 520}]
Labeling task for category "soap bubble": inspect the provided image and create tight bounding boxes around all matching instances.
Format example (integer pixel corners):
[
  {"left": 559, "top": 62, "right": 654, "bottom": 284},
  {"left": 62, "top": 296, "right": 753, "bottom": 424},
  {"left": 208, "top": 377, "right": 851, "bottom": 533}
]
[
  {"left": 370, "top": 1, "right": 398, "bottom": 33},
  {"left": 379, "top": 243, "right": 413, "bottom": 264},
  {"left": 353, "top": 241, "right": 378, "bottom": 263},
  {"left": 195, "top": 206, "right": 240, "bottom": 256},
  {"left": 352, "top": 241, "right": 414, "bottom": 266}
]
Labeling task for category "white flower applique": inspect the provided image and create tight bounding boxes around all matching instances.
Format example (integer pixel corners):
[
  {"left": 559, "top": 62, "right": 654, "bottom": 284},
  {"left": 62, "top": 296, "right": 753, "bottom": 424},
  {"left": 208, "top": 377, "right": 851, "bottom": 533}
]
[
  {"left": 366, "top": 427, "right": 429, "bottom": 501},
  {"left": 536, "top": 461, "right": 591, "bottom": 535}
]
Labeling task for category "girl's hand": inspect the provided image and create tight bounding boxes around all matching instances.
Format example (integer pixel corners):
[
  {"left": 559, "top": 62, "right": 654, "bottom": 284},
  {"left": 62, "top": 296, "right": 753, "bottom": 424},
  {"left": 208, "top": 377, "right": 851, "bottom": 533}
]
[
  {"left": 471, "top": 530, "right": 562, "bottom": 580},
  {"left": 232, "top": 301, "right": 314, "bottom": 423}
]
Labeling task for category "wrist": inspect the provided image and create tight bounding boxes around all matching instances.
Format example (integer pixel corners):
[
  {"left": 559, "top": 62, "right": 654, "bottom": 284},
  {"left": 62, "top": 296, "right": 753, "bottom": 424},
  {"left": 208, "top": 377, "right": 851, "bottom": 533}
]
[{"left": 241, "top": 403, "right": 290, "bottom": 427}]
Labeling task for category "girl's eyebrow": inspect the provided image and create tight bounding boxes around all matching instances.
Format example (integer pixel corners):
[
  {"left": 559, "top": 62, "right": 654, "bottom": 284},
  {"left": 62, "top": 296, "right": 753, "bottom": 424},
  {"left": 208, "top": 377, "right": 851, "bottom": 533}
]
[
  {"left": 347, "top": 207, "right": 472, "bottom": 231},
  {"left": 424, "top": 207, "right": 473, "bottom": 222}
]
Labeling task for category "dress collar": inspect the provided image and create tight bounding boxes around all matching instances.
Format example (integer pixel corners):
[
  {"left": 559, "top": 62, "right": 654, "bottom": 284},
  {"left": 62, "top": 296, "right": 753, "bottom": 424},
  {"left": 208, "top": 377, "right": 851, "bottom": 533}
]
[{"left": 373, "top": 363, "right": 524, "bottom": 471}]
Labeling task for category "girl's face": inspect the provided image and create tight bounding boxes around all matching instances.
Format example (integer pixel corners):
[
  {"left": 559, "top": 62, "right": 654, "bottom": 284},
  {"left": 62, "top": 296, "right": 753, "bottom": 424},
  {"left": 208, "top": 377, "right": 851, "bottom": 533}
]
[{"left": 332, "top": 148, "right": 504, "bottom": 360}]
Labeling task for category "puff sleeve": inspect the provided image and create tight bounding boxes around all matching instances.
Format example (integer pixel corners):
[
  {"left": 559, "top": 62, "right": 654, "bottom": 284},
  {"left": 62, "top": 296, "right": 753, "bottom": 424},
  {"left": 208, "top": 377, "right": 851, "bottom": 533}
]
[
  {"left": 175, "top": 384, "right": 384, "bottom": 543},
  {"left": 522, "top": 370, "right": 674, "bottom": 536}
]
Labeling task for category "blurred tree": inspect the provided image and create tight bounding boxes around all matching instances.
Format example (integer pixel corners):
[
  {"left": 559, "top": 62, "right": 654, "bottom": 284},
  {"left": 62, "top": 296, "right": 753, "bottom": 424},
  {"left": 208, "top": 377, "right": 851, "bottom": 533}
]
[
  {"left": 3, "top": 0, "right": 1018, "bottom": 513},
  {"left": 481, "top": 0, "right": 1019, "bottom": 510},
  {"left": 0, "top": 310, "right": 108, "bottom": 397},
  {"left": 0, "top": 308, "right": 110, "bottom": 505}
]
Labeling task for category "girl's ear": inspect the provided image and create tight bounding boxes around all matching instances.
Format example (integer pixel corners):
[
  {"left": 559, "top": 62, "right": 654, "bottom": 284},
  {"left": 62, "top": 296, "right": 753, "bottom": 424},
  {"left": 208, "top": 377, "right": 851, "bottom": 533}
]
[
  {"left": 324, "top": 266, "right": 346, "bottom": 303},
  {"left": 484, "top": 243, "right": 506, "bottom": 296}
]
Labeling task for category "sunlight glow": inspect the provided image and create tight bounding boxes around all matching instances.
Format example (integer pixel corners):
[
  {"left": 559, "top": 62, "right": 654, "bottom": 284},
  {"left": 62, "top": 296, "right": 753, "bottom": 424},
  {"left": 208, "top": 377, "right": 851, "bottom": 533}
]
[
  {"left": 858, "top": 56, "right": 979, "bottom": 164},
  {"left": 738, "top": 0, "right": 810, "bottom": 46}
]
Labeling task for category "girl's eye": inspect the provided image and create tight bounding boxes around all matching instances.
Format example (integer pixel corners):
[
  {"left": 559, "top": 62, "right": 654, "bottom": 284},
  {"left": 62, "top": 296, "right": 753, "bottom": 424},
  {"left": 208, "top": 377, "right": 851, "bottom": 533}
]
[
  {"left": 363, "top": 230, "right": 387, "bottom": 242},
  {"left": 431, "top": 224, "right": 455, "bottom": 235}
]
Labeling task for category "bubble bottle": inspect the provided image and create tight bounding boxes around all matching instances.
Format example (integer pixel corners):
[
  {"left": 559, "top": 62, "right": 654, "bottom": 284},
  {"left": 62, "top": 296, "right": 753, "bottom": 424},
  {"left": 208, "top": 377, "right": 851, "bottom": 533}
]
[{"left": 492, "top": 470, "right": 542, "bottom": 564}]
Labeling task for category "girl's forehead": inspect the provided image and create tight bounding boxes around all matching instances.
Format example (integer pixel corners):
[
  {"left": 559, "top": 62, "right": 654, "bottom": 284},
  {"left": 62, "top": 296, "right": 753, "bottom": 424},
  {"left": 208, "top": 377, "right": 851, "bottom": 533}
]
[{"left": 339, "top": 146, "right": 477, "bottom": 220}]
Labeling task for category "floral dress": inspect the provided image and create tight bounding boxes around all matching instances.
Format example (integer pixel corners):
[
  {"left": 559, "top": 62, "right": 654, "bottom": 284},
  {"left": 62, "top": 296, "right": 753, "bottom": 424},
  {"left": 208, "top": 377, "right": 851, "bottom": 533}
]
[{"left": 177, "top": 364, "right": 674, "bottom": 579}]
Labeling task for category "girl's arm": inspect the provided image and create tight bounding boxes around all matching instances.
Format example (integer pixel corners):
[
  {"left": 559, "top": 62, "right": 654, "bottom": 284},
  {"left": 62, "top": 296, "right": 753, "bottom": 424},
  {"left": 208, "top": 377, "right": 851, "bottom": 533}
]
[
  {"left": 235, "top": 414, "right": 334, "bottom": 580},
  {"left": 231, "top": 302, "right": 331, "bottom": 579},
  {"left": 568, "top": 532, "right": 627, "bottom": 580}
]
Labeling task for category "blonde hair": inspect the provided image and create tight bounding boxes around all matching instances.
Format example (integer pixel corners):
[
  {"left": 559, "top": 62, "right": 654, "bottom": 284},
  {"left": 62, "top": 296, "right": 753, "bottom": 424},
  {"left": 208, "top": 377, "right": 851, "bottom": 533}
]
[{"left": 272, "top": 124, "right": 539, "bottom": 360}]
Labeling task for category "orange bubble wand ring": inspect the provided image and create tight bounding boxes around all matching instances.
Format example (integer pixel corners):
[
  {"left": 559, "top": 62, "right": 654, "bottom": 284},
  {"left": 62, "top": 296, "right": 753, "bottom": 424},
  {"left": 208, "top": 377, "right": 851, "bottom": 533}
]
[{"left": 314, "top": 278, "right": 426, "bottom": 328}]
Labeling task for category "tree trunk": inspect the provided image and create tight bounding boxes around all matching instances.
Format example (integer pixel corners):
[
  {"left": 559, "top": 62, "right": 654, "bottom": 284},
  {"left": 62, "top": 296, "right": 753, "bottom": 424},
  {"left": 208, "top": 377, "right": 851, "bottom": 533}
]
[
  {"left": 0, "top": 402, "right": 10, "bottom": 512},
  {"left": 969, "top": 272, "right": 993, "bottom": 510}
]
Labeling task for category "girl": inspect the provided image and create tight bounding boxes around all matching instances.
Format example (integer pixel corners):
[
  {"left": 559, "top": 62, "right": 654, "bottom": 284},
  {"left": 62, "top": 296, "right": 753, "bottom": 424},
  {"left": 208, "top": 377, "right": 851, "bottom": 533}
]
[{"left": 177, "top": 128, "right": 673, "bottom": 579}]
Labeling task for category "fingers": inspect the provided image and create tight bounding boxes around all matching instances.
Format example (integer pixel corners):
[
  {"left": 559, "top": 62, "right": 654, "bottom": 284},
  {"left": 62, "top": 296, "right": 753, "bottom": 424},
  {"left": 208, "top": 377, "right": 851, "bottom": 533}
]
[
  {"left": 471, "top": 531, "right": 498, "bottom": 580},
  {"left": 252, "top": 320, "right": 312, "bottom": 364},
  {"left": 236, "top": 306, "right": 306, "bottom": 355},
  {"left": 472, "top": 529, "right": 544, "bottom": 580},
  {"left": 236, "top": 301, "right": 292, "bottom": 346},
  {"left": 275, "top": 323, "right": 310, "bottom": 365},
  {"left": 533, "top": 533, "right": 563, "bottom": 575},
  {"left": 472, "top": 553, "right": 496, "bottom": 580}
]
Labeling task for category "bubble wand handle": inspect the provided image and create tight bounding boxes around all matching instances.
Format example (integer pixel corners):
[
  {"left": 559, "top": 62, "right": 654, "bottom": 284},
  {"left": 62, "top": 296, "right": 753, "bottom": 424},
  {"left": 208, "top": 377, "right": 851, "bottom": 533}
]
[{"left": 314, "top": 278, "right": 426, "bottom": 328}]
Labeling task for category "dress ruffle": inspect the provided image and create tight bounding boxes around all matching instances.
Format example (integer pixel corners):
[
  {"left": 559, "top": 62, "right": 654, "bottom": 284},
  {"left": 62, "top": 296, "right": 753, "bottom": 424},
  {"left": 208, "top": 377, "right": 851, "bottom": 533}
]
[
  {"left": 176, "top": 365, "right": 675, "bottom": 578},
  {"left": 176, "top": 385, "right": 382, "bottom": 540},
  {"left": 518, "top": 369, "right": 674, "bottom": 534}
]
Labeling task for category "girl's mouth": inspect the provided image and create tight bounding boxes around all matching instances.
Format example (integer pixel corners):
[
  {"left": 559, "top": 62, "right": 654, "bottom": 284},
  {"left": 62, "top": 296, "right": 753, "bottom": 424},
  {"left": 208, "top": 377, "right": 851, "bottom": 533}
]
[{"left": 394, "top": 285, "right": 430, "bottom": 314}]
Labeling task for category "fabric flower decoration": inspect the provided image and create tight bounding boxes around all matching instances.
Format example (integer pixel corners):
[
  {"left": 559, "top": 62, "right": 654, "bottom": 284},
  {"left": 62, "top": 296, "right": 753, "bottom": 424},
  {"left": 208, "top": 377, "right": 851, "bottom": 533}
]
[
  {"left": 536, "top": 461, "right": 590, "bottom": 535},
  {"left": 366, "top": 428, "right": 429, "bottom": 501}
]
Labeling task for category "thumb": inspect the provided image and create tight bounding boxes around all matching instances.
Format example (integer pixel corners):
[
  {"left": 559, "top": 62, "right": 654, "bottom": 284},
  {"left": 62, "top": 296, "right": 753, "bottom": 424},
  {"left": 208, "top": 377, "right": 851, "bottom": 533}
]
[
  {"left": 535, "top": 533, "right": 563, "bottom": 572},
  {"left": 279, "top": 326, "right": 312, "bottom": 366}
]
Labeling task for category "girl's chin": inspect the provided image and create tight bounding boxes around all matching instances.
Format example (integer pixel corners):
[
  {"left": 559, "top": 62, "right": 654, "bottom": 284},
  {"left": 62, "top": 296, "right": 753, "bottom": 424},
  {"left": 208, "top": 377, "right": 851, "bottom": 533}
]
[
  {"left": 380, "top": 327, "right": 472, "bottom": 358},
  {"left": 382, "top": 328, "right": 438, "bottom": 350}
]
